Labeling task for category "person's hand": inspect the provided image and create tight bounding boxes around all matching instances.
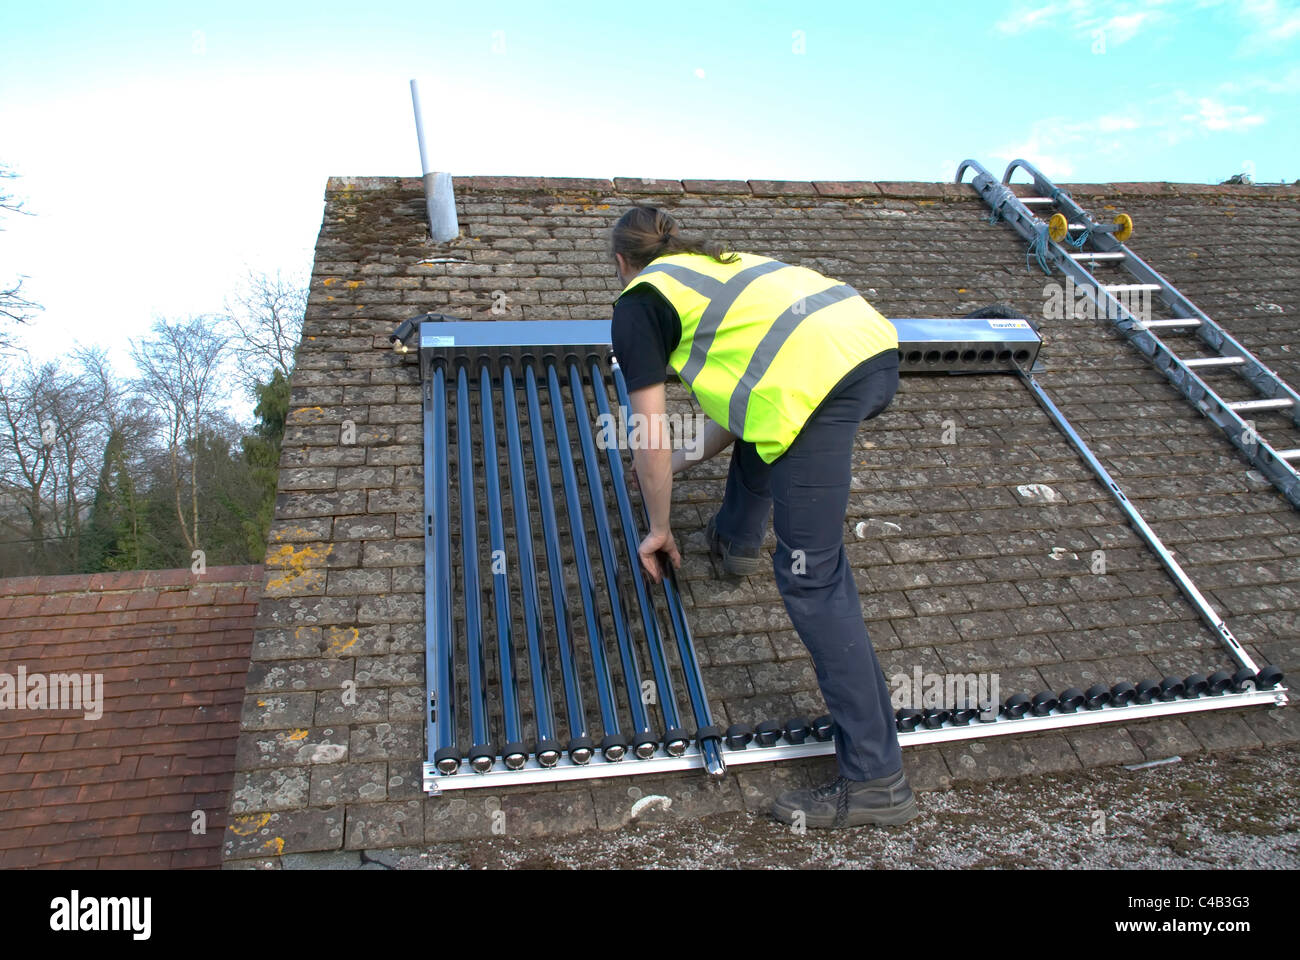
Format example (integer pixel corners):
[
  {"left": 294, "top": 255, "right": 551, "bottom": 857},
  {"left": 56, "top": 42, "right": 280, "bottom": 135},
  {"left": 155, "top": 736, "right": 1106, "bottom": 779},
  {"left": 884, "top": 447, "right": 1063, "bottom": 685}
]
[{"left": 637, "top": 528, "right": 681, "bottom": 584}]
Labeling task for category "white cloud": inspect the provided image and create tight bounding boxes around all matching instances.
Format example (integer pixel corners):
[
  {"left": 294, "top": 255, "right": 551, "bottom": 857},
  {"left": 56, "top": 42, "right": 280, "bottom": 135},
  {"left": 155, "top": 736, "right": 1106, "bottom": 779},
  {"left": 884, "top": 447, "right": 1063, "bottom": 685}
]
[
  {"left": 1238, "top": 0, "right": 1300, "bottom": 47},
  {"left": 1187, "top": 96, "right": 1268, "bottom": 130},
  {"left": 1097, "top": 114, "right": 1142, "bottom": 131},
  {"left": 989, "top": 87, "right": 1269, "bottom": 180},
  {"left": 996, "top": 3, "right": 1064, "bottom": 34},
  {"left": 994, "top": 0, "right": 1170, "bottom": 43},
  {"left": 991, "top": 119, "right": 1091, "bottom": 178},
  {"left": 1102, "top": 10, "right": 1156, "bottom": 41},
  {"left": 1219, "top": 63, "right": 1300, "bottom": 93}
]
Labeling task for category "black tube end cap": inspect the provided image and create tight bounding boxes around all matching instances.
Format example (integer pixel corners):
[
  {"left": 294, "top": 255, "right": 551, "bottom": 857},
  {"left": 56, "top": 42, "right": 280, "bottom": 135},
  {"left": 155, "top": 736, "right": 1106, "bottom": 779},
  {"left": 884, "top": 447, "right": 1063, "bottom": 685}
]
[
  {"left": 1230, "top": 667, "right": 1258, "bottom": 692},
  {"left": 1031, "top": 690, "right": 1058, "bottom": 716},
  {"left": 949, "top": 707, "right": 978, "bottom": 726},
  {"left": 896, "top": 708, "right": 923, "bottom": 732},
  {"left": 1256, "top": 665, "right": 1284, "bottom": 690},
  {"left": 811, "top": 715, "right": 836, "bottom": 740},
  {"left": 631, "top": 732, "right": 659, "bottom": 759},
  {"left": 694, "top": 725, "right": 724, "bottom": 743},
  {"left": 1084, "top": 683, "right": 1111, "bottom": 709},
  {"left": 1002, "top": 693, "right": 1031, "bottom": 719},
  {"left": 1110, "top": 681, "right": 1137, "bottom": 705},
  {"left": 724, "top": 723, "right": 754, "bottom": 750},
  {"left": 921, "top": 708, "right": 951, "bottom": 729},
  {"left": 566, "top": 736, "right": 595, "bottom": 763},
  {"left": 783, "top": 716, "right": 812, "bottom": 744},
  {"left": 1205, "top": 671, "right": 1233, "bottom": 696},
  {"left": 433, "top": 746, "right": 462, "bottom": 774},
  {"left": 467, "top": 744, "right": 497, "bottom": 773},
  {"left": 754, "top": 720, "right": 783, "bottom": 746},
  {"left": 598, "top": 733, "right": 629, "bottom": 761},
  {"left": 1058, "top": 688, "right": 1086, "bottom": 713},
  {"left": 662, "top": 728, "right": 690, "bottom": 756},
  {"left": 501, "top": 741, "right": 530, "bottom": 769}
]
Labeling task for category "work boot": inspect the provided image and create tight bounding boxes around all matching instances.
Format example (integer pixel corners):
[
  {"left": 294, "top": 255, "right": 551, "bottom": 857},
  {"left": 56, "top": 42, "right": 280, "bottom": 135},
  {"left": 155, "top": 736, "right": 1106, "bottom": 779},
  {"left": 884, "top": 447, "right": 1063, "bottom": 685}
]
[
  {"left": 706, "top": 513, "right": 764, "bottom": 576},
  {"left": 770, "top": 768, "right": 919, "bottom": 829}
]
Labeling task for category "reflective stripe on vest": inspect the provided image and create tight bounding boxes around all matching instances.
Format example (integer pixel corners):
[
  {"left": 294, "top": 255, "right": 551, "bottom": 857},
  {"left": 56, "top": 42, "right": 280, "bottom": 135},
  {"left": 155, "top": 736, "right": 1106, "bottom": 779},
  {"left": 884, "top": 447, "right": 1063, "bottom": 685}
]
[
  {"left": 618, "top": 252, "right": 898, "bottom": 462},
  {"left": 727, "top": 281, "right": 860, "bottom": 437},
  {"left": 638, "top": 259, "right": 786, "bottom": 384}
]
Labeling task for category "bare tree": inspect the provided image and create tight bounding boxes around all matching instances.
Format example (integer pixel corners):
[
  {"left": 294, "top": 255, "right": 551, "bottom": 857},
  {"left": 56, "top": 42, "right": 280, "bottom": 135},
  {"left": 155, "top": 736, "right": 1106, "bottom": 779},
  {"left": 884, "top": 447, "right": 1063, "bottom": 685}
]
[
  {"left": 0, "top": 164, "right": 41, "bottom": 336},
  {"left": 0, "top": 357, "right": 99, "bottom": 571},
  {"left": 222, "top": 268, "right": 305, "bottom": 393},
  {"left": 129, "top": 316, "right": 231, "bottom": 554},
  {"left": 0, "top": 362, "right": 55, "bottom": 558}
]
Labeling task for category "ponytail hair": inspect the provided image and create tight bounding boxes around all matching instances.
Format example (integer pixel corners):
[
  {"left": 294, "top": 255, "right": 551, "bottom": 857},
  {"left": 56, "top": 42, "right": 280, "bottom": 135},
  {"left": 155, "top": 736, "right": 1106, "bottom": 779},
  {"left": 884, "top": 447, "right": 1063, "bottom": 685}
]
[{"left": 610, "top": 205, "right": 739, "bottom": 273}]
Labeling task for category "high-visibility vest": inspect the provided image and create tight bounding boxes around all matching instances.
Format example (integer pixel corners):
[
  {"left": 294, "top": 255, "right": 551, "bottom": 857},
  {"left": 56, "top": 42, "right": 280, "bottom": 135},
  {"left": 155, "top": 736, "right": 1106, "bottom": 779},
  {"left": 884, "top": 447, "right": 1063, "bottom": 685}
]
[{"left": 617, "top": 251, "right": 898, "bottom": 463}]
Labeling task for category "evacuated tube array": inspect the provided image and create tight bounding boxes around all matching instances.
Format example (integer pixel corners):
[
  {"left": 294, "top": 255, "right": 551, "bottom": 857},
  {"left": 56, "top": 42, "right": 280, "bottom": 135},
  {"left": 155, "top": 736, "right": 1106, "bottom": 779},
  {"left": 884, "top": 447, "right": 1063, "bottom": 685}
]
[{"left": 423, "top": 352, "right": 724, "bottom": 778}]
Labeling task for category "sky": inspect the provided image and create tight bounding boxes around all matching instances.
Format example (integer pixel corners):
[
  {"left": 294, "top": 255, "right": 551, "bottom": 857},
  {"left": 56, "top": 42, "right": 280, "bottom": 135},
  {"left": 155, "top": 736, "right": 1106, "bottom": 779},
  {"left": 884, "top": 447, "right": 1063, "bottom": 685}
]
[{"left": 0, "top": 0, "right": 1296, "bottom": 387}]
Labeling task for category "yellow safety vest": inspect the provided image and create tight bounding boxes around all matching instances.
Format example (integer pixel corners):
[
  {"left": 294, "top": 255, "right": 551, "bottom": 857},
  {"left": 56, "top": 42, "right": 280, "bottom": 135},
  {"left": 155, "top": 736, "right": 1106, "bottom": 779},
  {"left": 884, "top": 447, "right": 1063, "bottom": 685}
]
[{"left": 617, "top": 252, "right": 898, "bottom": 463}]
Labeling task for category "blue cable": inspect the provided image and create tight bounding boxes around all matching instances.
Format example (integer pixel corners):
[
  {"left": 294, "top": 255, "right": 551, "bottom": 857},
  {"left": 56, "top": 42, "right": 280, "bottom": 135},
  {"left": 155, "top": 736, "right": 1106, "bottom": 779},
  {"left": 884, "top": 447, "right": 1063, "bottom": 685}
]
[
  {"left": 981, "top": 175, "right": 1055, "bottom": 273},
  {"left": 1026, "top": 222, "right": 1052, "bottom": 274}
]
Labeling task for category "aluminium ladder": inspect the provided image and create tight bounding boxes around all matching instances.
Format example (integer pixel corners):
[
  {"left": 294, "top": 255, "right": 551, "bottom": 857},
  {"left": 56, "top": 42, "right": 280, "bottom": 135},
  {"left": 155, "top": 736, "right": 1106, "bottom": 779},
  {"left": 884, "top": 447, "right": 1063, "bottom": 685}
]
[{"left": 956, "top": 157, "right": 1300, "bottom": 509}]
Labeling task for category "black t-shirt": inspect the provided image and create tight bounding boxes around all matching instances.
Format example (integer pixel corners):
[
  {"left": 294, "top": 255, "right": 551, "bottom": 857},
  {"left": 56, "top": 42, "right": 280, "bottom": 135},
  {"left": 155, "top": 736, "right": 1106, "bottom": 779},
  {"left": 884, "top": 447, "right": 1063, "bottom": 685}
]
[{"left": 611, "top": 285, "right": 682, "bottom": 391}]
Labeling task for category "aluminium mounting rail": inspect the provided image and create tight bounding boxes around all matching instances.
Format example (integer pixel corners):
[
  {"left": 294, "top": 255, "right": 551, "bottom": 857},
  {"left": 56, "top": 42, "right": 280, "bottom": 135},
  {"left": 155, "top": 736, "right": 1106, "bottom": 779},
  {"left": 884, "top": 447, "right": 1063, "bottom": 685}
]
[
  {"left": 956, "top": 157, "right": 1300, "bottom": 510},
  {"left": 1017, "top": 363, "right": 1259, "bottom": 672}
]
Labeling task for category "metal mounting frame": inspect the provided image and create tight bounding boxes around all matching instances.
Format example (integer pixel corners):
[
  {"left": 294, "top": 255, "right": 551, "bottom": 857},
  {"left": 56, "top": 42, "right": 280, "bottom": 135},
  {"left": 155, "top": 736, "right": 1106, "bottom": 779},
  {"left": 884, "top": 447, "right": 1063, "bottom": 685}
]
[{"left": 414, "top": 281, "right": 1289, "bottom": 795}]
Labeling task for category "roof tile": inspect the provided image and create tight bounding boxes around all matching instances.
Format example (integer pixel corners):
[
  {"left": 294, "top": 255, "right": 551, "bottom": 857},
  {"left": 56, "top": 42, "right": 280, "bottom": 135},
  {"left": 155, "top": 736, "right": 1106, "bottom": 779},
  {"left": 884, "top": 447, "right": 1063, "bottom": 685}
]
[
  {"left": 747, "top": 179, "right": 817, "bottom": 197},
  {"left": 0, "top": 565, "right": 260, "bottom": 868},
  {"left": 682, "top": 179, "right": 752, "bottom": 195},
  {"left": 813, "top": 180, "right": 883, "bottom": 197},
  {"left": 612, "top": 177, "right": 685, "bottom": 195}
]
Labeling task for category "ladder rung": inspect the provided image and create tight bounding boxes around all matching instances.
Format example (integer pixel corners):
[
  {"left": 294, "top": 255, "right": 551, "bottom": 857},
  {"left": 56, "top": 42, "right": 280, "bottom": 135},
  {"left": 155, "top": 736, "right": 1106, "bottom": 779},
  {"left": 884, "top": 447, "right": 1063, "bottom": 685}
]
[
  {"left": 1142, "top": 318, "right": 1202, "bottom": 329},
  {"left": 1183, "top": 356, "right": 1246, "bottom": 368},
  {"left": 1021, "top": 197, "right": 1054, "bottom": 205},
  {"left": 1275, "top": 448, "right": 1300, "bottom": 461},
  {"left": 1104, "top": 283, "right": 1164, "bottom": 293},
  {"left": 1228, "top": 398, "right": 1295, "bottom": 413},
  {"left": 1070, "top": 252, "right": 1126, "bottom": 261}
]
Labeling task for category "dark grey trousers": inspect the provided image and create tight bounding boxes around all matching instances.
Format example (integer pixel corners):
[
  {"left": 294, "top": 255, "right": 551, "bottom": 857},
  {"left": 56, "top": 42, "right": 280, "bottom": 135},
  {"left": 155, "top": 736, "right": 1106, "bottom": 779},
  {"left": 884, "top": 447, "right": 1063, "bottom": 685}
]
[{"left": 714, "top": 349, "right": 901, "bottom": 780}]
